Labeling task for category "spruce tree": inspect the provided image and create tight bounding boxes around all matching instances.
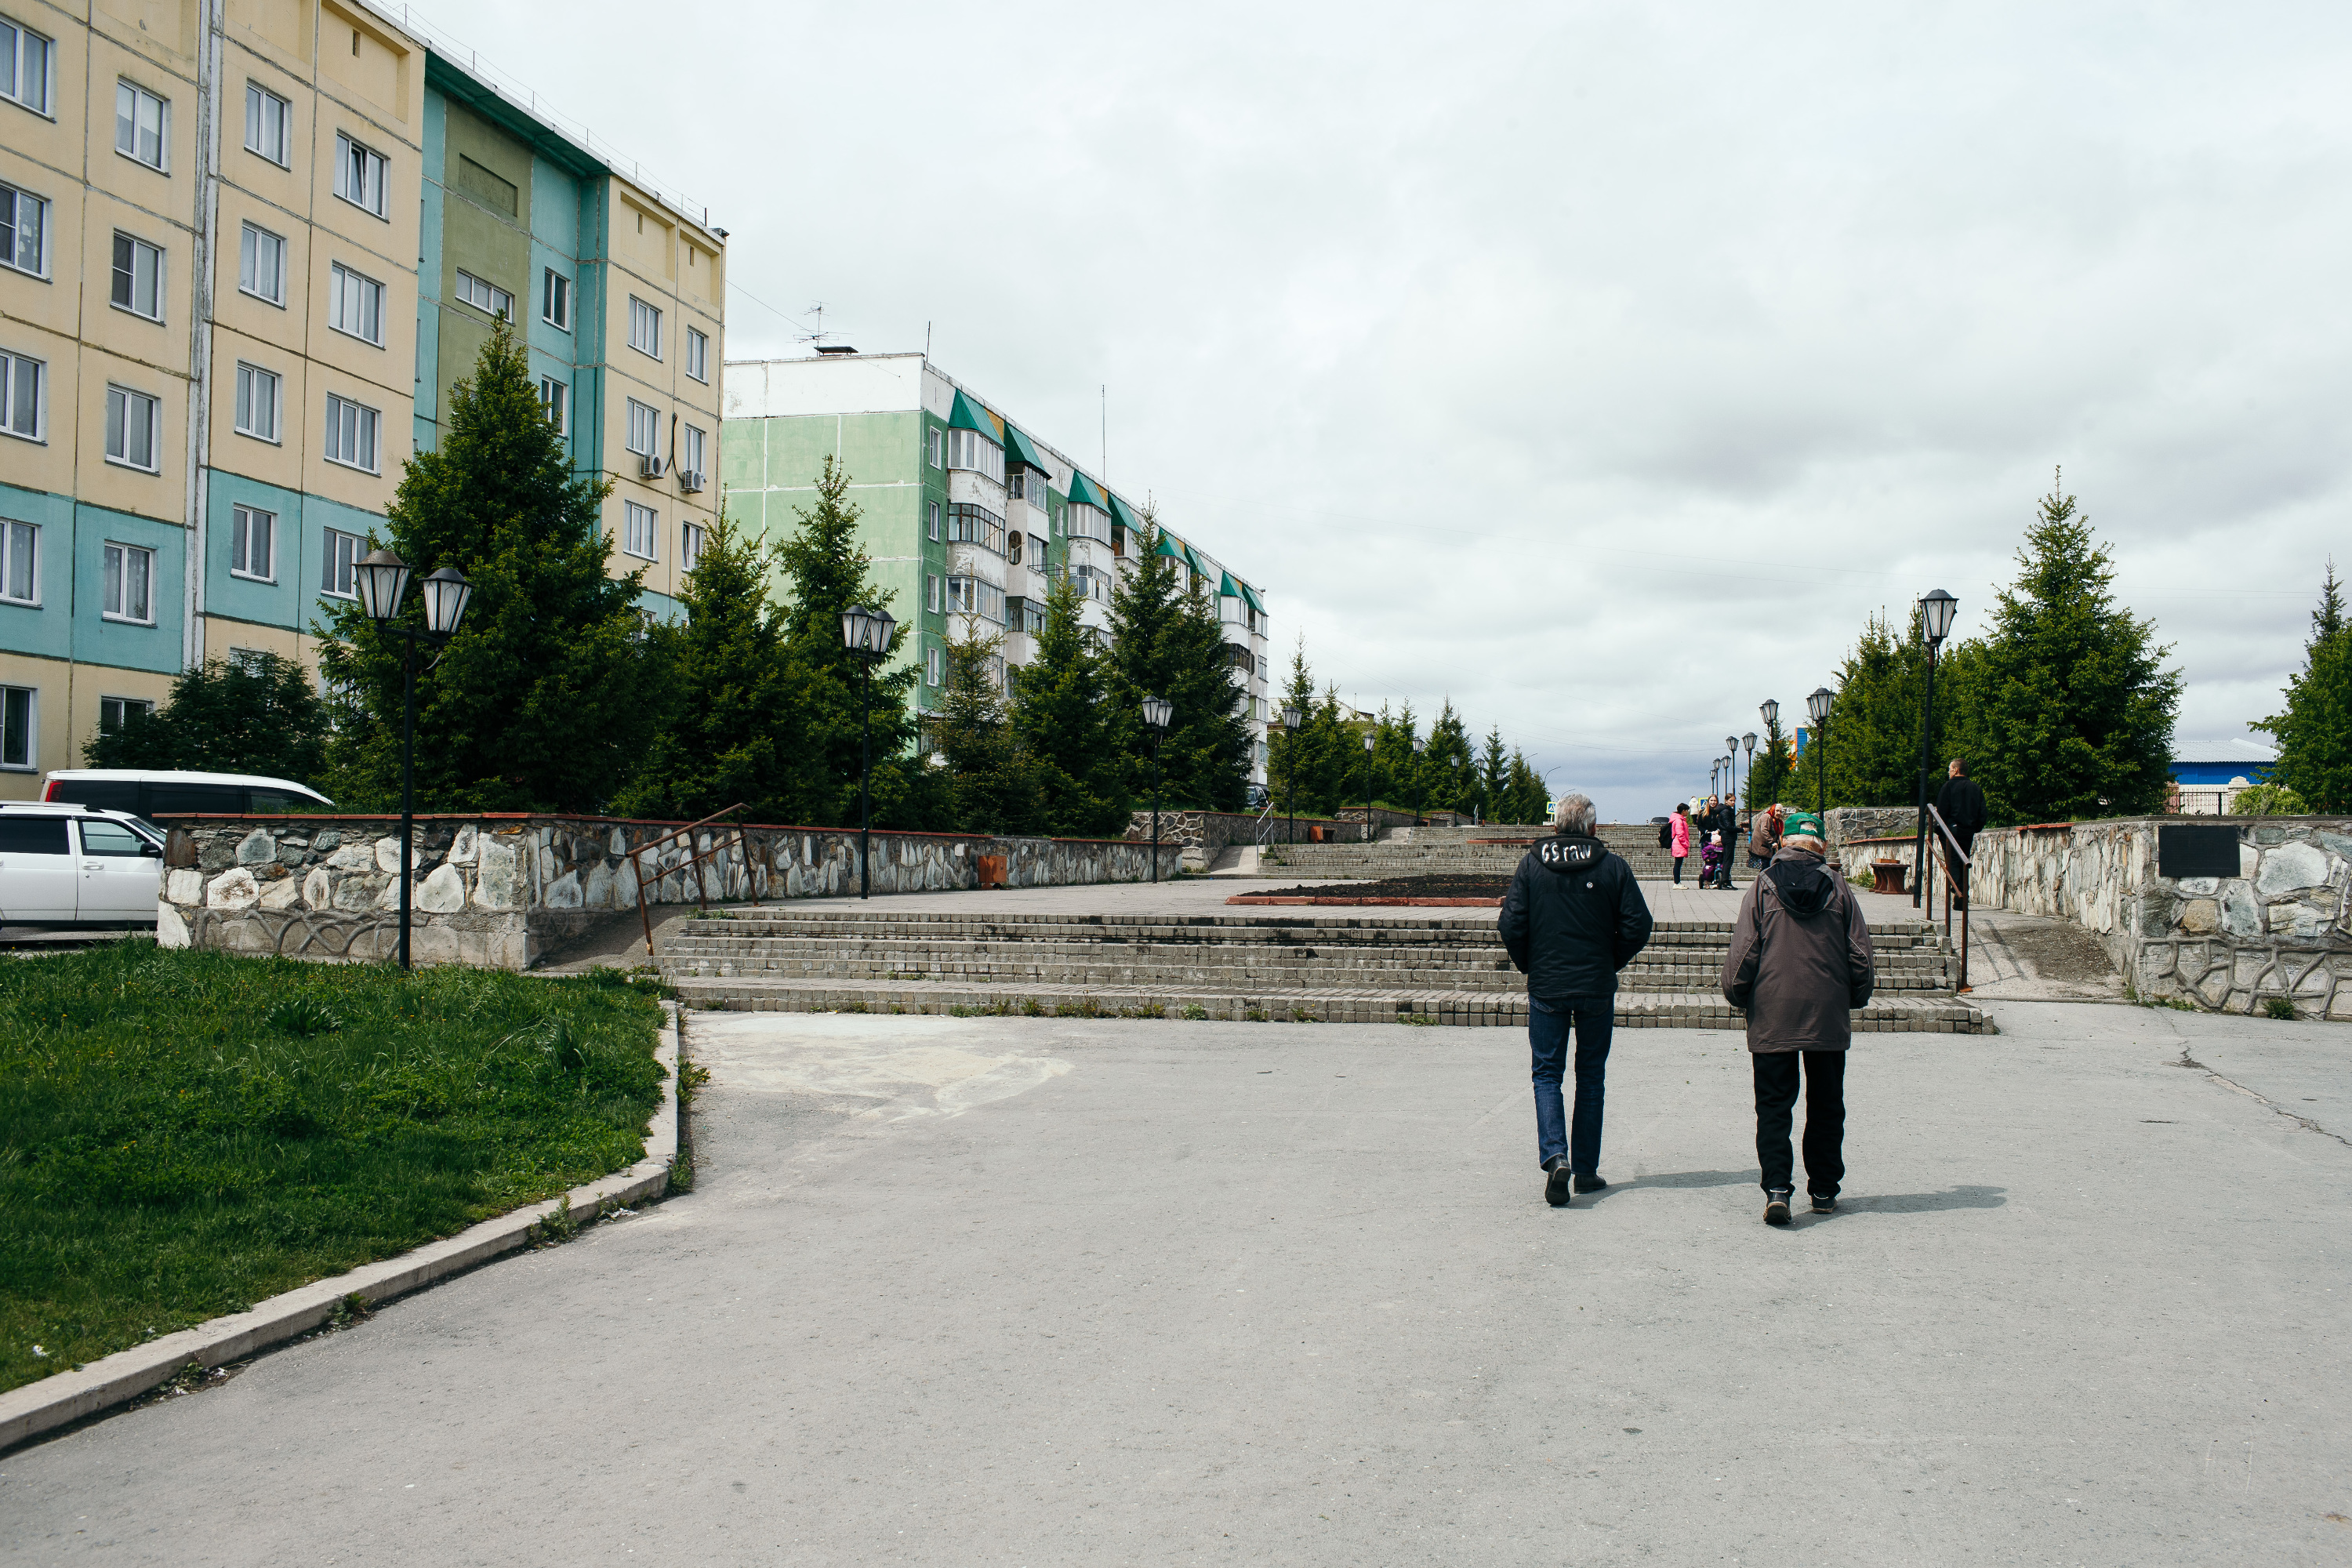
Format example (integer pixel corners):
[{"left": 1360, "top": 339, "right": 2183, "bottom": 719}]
[
  {"left": 613, "top": 514, "right": 815, "bottom": 822},
  {"left": 771, "top": 456, "right": 948, "bottom": 829},
  {"left": 318, "top": 314, "right": 659, "bottom": 811},
  {"left": 934, "top": 619, "right": 1044, "bottom": 834},
  {"left": 1105, "top": 512, "right": 1250, "bottom": 810},
  {"left": 1958, "top": 473, "right": 2181, "bottom": 822},
  {"left": 1479, "top": 728, "right": 1510, "bottom": 819},
  {"left": 84, "top": 652, "right": 332, "bottom": 785},
  {"left": 1423, "top": 702, "right": 1477, "bottom": 812},
  {"left": 2252, "top": 561, "right": 2352, "bottom": 812},
  {"left": 1009, "top": 572, "right": 1134, "bottom": 837}
]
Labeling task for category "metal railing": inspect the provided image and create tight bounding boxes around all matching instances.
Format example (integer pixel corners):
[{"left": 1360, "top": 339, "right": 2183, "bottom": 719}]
[
  {"left": 628, "top": 804, "right": 756, "bottom": 956},
  {"left": 1252, "top": 800, "right": 1279, "bottom": 845},
  {"left": 1921, "top": 803, "right": 1971, "bottom": 992}
]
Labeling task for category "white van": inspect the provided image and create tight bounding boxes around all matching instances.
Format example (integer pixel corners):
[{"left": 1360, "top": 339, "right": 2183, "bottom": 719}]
[
  {"left": 0, "top": 802, "right": 166, "bottom": 927},
  {"left": 39, "top": 769, "right": 334, "bottom": 816}
]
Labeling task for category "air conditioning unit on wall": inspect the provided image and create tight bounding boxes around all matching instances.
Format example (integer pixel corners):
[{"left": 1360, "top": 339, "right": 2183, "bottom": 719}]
[
  {"left": 678, "top": 470, "right": 706, "bottom": 493},
  {"left": 639, "top": 455, "right": 667, "bottom": 481}
]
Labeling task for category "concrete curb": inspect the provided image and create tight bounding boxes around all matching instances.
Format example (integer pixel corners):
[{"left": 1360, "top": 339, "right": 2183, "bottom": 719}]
[{"left": 0, "top": 1001, "right": 684, "bottom": 1457}]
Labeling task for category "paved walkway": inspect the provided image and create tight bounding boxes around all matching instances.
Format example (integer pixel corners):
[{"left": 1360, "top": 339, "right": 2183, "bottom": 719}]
[{"left": 3, "top": 1000, "right": 2343, "bottom": 1563}]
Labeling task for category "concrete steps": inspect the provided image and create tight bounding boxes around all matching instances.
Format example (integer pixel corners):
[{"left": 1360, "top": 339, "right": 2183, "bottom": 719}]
[
  {"left": 659, "top": 910, "right": 1989, "bottom": 1033},
  {"left": 1263, "top": 822, "right": 1756, "bottom": 883}
]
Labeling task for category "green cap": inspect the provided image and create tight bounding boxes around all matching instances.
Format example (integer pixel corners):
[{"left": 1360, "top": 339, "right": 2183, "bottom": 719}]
[{"left": 1782, "top": 811, "right": 1824, "bottom": 842}]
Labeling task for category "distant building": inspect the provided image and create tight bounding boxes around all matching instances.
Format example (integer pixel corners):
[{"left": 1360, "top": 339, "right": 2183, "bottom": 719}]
[
  {"left": 720, "top": 353, "right": 1273, "bottom": 786},
  {"left": 2170, "top": 739, "right": 2277, "bottom": 815}
]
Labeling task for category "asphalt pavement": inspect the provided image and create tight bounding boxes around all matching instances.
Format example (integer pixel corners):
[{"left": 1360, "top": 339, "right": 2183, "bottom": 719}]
[{"left": 2, "top": 1000, "right": 2346, "bottom": 1566}]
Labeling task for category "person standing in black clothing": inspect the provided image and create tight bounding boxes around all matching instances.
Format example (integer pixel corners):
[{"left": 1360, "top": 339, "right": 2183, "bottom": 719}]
[
  {"left": 1933, "top": 758, "right": 1988, "bottom": 907},
  {"left": 1499, "top": 793, "right": 1655, "bottom": 1208},
  {"left": 1710, "top": 797, "right": 1740, "bottom": 887}
]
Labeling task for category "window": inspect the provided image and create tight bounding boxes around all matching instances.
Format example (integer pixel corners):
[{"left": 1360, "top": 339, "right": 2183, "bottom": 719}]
[
  {"left": 628, "top": 296, "right": 661, "bottom": 358},
  {"left": 681, "top": 423, "right": 706, "bottom": 478},
  {"left": 99, "top": 696, "right": 153, "bottom": 736},
  {"left": 2, "top": 18, "right": 54, "bottom": 114},
  {"left": 686, "top": 327, "right": 708, "bottom": 382},
  {"left": 622, "top": 500, "right": 657, "bottom": 560},
  {"left": 244, "top": 82, "right": 289, "bottom": 165},
  {"left": 0, "top": 684, "right": 31, "bottom": 768},
  {"left": 945, "top": 503, "right": 1006, "bottom": 555},
  {"left": 328, "top": 263, "right": 384, "bottom": 344},
  {"left": 323, "top": 392, "right": 379, "bottom": 471},
  {"left": 1007, "top": 531, "right": 1022, "bottom": 566},
  {"left": 1021, "top": 597, "right": 1047, "bottom": 635},
  {"left": 681, "top": 522, "right": 706, "bottom": 572},
  {"left": 946, "top": 575, "right": 1007, "bottom": 625},
  {"left": 543, "top": 268, "right": 570, "bottom": 330},
  {"left": 927, "top": 428, "right": 943, "bottom": 469},
  {"left": 927, "top": 501, "right": 940, "bottom": 541},
  {"left": 238, "top": 222, "right": 285, "bottom": 304},
  {"left": 115, "top": 81, "right": 166, "bottom": 170},
  {"left": 230, "top": 504, "right": 275, "bottom": 580},
  {"left": 1, "top": 518, "right": 34, "bottom": 603},
  {"left": 1067, "top": 503, "right": 1110, "bottom": 545},
  {"left": 233, "top": 362, "right": 279, "bottom": 442},
  {"left": 320, "top": 527, "right": 360, "bottom": 597},
  {"left": 945, "top": 428, "right": 1005, "bottom": 484},
  {"left": 333, "top": 132, "right": 387, "bottom": 217},
  {"left": 104, "top": 385, "right": 159, "bottom": 470},
  {"left": 0, "top": 181, "right": 45, "bottom": 275},
  {"left": 925, "top": 646, "right": 942, "bottom": 688},
  {"left": 927, "top": 574, "right": 941, "bottom": 614},
  {"left": 111, "top": 234, "right": 163, "bottom": 321},
  {"left": 626, "top": 398, "right": 659, "bottom": 456},
  {"left": 539, "top": 376, "right": 568, "bottom": 434},
  {"left": 0, "top": 349, "right": 40, "bottom": 440},
  {"left": 102, "top": 542, "right": 153, "bottom": 622},
  {"left": 453, "top": 269, "right": 510, "bottom": 320}
]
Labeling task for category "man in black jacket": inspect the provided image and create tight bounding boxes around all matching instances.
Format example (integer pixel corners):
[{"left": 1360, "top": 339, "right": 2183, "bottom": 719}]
[
  {"left": 1498, "top": 793, "right": 1656, "bottom": 1207},
  {"left": 1933, "top": 758, "right": 1989, "bottom": 907}
]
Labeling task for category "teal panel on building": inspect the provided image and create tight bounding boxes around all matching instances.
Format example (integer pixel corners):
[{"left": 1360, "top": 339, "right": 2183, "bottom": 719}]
[
  {"left": 200, "top": 474, "right": 389, "bottom": 640},
  {"left": 0, "top": 482, "right": 74, "bottom": 662},
  {"left": 70, "top": 504, "right": 185, "bottom": 674}
]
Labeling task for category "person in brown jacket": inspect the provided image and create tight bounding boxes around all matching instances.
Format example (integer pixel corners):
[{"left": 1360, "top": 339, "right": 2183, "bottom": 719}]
[
  {"left": 1745, "top": 802, "right": 1785, "bottom": 870},
  {"left": 1719, "top": 811, "right": 1875, "bottom": 1225}
]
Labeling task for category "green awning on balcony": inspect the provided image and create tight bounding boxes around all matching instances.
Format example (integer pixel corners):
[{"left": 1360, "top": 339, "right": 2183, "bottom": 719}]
[
  {"left": 1105, "top": 492, "right": 1144, "bottom": 536},
  {"left": 1217, "top": 571, "right": 1240, "bottom": 599},
  {"left": 1000, "top": 422, "right": 1053, "bottom": 477},
  {"left": 1239, "top": 581, "right": 1265, "bottom": 614},
  {"left": 1183, "top": 542, "right": 1211, "bottom": 578},
  {"left": 1066, "top": 471, "right": 1108, "bottom": 510},
  {"left": 948, "top": 389, "right": 1000, "bottom": 441},
  {"left": 1153, "top": 532, "right": 1185, "bottom": 561}
]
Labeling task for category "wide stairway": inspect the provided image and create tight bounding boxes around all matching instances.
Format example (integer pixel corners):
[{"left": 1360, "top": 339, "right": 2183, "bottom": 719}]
[
  {"left": 1266, "top": 822, "right": 1757, "bottom": 884},
  {"left": 660, "top": 908, "right": 1988, "bottom": 1032}
]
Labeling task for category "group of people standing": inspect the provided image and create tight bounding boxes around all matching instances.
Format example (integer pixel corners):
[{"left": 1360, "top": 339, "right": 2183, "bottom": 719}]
[
  {"left": 1502, "top": 794, "right": 1875, "bottom": 1226},
  {"left": 1660, "top": 795, "right": 1754, "bottom": 888}
]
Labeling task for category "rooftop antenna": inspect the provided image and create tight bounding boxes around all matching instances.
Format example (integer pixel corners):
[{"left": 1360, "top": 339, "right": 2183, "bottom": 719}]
[
  {"left": 1101, "top": 383, "right": 1107, "bottom": 477},
  {"left": 798, "top": 302, "right": 834, "bottom": 351}
]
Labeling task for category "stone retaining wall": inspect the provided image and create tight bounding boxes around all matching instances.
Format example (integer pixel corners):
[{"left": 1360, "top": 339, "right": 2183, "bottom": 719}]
[
  {"left": 1971, "top": 817, "right": 2352, "bottom": 1017},
  {"left": 1125, "top": 808, "right": 1365, "bottom": 853},
  {"left": 156, "top": 814, "right": 1180, "bottom": 971}
]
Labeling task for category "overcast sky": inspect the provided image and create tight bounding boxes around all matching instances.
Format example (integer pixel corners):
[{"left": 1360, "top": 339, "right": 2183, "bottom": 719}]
[{"left": 433, "top": 1, "right": 2344, "bottom": 821}]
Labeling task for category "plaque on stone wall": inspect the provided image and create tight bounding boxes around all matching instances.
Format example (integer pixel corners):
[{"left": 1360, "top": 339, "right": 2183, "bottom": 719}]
[{"left": 2158, "top": 824, "right": 2241, "bottom": 880}]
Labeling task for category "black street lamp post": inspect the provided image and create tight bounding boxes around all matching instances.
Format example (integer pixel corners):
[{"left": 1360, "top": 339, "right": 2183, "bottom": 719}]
[
  {"left": 840, "top": 604, "right": 898, "bottom": 899},
  {"left": 1806, "top": 686, "right": 1834, "bottom": 818},
  {"left": 1759, "top": 699, "right": 1780, "bottom": 799},
  {"left": 1143, "top": 694, "right": 1173, "bottom": 882},
  {"left": 1279, "top": 703, "right": 1301, "bottom": 850},
  {"left": 1914, "top": 587, "right": 1958, "bottom": 908},
  {"left": 355, "top": 549, "right": 472, "bottom": 971},
  {"left": 1361, "top": 730, "right": 1376, "bottom": 844}
]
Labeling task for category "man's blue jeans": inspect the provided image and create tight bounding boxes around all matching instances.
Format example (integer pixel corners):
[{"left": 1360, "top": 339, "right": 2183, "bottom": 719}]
[{"left": 1529, "top": 994, "right": 1613, "bottom": 1174}]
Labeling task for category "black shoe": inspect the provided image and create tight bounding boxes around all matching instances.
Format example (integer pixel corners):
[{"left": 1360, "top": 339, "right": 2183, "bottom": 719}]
[
  {"left": 1809, "top": 1193, "right": 1837, "bottom": 1214},
  {"left": 1574, "top": 1173, "right": 1608, "bottom": 1194},
  {"left": 1763, "top": 1189, "right": 1793, "bottom": 1226},
  {"left": 1544, "top": 1158, "right": 1573, "bottom": 1208}
]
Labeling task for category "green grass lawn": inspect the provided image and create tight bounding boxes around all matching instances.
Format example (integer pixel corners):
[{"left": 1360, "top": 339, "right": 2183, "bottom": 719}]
[{"left": 0, "top": 942, "right": 667, "bottom": 1394}]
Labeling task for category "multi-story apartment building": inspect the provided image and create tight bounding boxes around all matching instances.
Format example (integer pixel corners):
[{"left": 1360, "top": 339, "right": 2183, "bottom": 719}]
[
  {"left": 720, "top": 352, "right": 1273, "bottom": 786},
  {"left": 0, "top": 0, "right": 722, "bottom": 798}
]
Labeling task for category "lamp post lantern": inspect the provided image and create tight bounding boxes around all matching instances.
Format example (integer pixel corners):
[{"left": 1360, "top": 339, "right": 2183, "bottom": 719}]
[
  {"left": 1361, "top": 729, "right": 1376, "bottom": 844},
  {"left": 1914, "top": 588, "right": 1958, "bottom": 907},
  {"left": 356, "top": 550, "right": 471, "bottom": 971},
  {"left": 1725, "top": 734, "right": 1739, "bottom": 816},
  {"left": 1143, "top": 694, "right": 1173, "bottom": 882},
  {"left": 1279, "top": 702, "right": 1301, "bottom": 851},
  {"left": 1806, "top": 685, "right": 1834, "bottom": 818},
  {"left": 840, "top": 604, "right": 896, "bottom": 898}
]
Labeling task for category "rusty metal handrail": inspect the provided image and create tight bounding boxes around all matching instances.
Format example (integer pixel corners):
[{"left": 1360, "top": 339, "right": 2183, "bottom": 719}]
[
  {"left": 1924, "top": 802, "right": 1970, "bottom": 992},
  {"left": 628, "top": 804, "right": 757, "bottom": 956}
]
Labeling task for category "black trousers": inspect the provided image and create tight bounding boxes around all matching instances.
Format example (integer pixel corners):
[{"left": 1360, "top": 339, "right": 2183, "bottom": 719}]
[{"left": 1753, "top": 1051, "right": 1846, "bottom": 1196}]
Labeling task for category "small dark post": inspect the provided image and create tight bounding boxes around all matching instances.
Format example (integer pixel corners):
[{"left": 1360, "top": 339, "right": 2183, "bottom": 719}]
[
  {"left": 840, "top": 604, "right": 896, "bottom": 901},
  {"left": 1142, "top": 695, "right": 1173, "bottom": 881},
  {"left": 1280, "top": 703, "right": 1301, "bottom": 851}
]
